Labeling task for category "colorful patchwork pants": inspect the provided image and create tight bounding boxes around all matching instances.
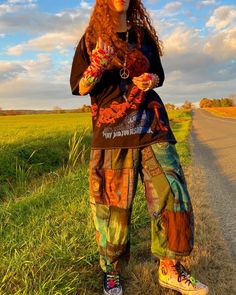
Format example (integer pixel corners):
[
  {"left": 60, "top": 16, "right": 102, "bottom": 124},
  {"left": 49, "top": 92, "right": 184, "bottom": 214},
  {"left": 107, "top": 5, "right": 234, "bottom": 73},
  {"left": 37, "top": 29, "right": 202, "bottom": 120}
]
[{"left": 89, "top": 142, "right": 194, "bottom": 272}]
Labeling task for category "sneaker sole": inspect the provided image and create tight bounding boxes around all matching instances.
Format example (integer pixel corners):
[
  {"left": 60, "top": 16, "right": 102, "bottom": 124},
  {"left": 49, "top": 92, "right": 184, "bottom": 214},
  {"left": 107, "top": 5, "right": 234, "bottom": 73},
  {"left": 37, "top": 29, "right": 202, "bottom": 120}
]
[
  {"left": 159, "top": 279, "right": 209, "bottom": 295},
  {"left": 103, "top": 287, "right": 123, "bottom": 295}
]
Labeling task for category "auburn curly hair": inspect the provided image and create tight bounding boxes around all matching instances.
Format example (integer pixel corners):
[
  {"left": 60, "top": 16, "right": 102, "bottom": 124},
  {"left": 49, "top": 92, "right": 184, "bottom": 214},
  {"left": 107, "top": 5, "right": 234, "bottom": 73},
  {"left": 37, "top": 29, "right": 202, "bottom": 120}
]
[{"left": 83, "top": 0, "right": 164, "bottom": 70}]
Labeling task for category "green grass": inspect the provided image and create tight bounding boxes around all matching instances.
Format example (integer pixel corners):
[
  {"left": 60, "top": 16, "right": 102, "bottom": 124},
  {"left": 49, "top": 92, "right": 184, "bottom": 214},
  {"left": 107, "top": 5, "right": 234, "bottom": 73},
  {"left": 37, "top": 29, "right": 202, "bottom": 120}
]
[
  {"left": 0, "top": 110, "right": 192, "bottom": 294},
  {"left": 168, "top": 110, "right": 192, "bottom": 165},
  {"left": 0, "top": 113, "right": 92, "bottom": 199}
]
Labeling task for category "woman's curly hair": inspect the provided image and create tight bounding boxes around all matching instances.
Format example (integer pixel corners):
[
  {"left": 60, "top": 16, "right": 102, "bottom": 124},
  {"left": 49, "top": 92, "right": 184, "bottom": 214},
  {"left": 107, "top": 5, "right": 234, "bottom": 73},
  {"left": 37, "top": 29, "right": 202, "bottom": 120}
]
[{"left": 84, "top": 0, "right": 164, "bottom": 70}]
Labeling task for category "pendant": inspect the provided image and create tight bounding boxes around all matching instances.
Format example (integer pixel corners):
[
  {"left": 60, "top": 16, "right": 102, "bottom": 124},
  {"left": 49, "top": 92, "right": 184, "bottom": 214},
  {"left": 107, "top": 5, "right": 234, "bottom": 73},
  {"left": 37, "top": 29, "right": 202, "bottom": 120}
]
[{"left": 120, "top": 67, "right": 130, "bottom": 79}]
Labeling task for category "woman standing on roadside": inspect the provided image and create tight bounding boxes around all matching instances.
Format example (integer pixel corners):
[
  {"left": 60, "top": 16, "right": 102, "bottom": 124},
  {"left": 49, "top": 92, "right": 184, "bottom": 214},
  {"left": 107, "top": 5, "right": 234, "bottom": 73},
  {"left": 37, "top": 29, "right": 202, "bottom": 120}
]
[{"left": 70, "top": 0, "right": 209, "bottom": 294}]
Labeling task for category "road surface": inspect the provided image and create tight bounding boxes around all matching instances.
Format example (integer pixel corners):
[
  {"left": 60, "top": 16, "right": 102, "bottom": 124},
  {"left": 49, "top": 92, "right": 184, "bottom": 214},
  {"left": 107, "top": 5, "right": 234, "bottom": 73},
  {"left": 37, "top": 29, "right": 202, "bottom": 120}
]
[{"left": 191, "top": 109, "right": 236, "bottom": 260}]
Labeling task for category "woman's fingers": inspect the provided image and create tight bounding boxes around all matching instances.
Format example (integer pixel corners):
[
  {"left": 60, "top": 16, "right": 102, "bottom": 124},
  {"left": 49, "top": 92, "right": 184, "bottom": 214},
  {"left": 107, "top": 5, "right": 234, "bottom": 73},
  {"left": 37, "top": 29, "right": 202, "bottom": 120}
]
[
  {"left": 97, "top": 36, "right": 114, "bottom": 54},
  {"left": 133, "top": 74, "right": 152, "bottom": 91}
]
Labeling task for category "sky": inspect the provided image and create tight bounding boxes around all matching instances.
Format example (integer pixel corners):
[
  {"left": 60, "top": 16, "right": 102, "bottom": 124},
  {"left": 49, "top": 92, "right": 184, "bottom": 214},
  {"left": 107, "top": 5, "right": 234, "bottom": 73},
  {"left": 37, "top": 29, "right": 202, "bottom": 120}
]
[{"left": 0, "top": 0, "right": 236, "bottom": 110}]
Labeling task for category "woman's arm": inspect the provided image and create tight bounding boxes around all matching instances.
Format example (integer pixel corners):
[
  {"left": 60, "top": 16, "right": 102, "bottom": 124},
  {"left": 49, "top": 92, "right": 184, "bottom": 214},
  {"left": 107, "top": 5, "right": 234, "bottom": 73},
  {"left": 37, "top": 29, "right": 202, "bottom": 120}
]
[{"left": 70, "top": 35, "right": 115, "bottom": 96}]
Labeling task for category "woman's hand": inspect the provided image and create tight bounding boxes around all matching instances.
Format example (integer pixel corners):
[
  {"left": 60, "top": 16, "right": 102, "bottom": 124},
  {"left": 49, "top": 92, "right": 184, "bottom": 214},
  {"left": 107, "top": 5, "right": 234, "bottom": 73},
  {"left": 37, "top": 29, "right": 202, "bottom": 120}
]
[
  {"left": 96, "top": 36, "right": 115, "bottom": 56},
  {"left": 132, "top": 73, "right": 160, "bottom": 91},
  {"left": 80, "top": 37, "right": 115, "bottom": 94},
  {"left": 90, "top": 36, "right": 115, "bottom": 70}
]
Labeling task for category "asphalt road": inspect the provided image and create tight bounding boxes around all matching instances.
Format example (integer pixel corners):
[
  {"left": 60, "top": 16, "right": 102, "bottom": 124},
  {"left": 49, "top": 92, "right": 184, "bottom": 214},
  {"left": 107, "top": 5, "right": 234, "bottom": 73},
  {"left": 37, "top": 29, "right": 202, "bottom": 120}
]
[{"left": 191, "top": 109, "right": 236, "bottom": 261}]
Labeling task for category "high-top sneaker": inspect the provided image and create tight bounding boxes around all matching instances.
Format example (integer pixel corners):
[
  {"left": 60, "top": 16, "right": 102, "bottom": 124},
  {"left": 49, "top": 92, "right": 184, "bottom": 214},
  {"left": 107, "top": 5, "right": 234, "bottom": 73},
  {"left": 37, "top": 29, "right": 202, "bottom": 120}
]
[
  {"left": 158, "top": 259, "right": 209, "bottom": 295},
  {"left": 103, "top": 270, "right": 123, "bottom": 295}
]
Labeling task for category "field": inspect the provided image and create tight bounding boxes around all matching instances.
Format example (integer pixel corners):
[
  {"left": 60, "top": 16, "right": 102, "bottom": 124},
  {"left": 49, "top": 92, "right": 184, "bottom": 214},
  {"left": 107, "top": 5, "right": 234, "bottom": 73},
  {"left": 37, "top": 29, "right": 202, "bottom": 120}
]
[
  {"left": 0, "top": 110, "right": 235, "bottom": 295},
  {"left": 204, "top": 106, "right": 236, "bottom": 118}
]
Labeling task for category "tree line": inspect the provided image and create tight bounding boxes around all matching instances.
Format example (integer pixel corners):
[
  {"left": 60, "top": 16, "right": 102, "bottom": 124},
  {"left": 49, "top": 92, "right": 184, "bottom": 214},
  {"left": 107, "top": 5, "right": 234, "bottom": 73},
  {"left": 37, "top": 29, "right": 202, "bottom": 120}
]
[
  {"left": 1, "top": 96, "right": 235, "bottom": 116},
  {"left": 199, "top": 97, "right": 234, "bottom": 108}
]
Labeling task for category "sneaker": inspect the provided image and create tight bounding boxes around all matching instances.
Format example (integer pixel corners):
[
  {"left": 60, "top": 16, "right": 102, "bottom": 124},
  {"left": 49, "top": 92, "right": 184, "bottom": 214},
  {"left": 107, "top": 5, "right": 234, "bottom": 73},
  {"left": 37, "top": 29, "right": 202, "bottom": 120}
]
[
  {"left": 103, "top": 270, "right": 123, "bottom": 295},
  {"left": 158, "top": 259, "right": 209, "bottom": 295}
]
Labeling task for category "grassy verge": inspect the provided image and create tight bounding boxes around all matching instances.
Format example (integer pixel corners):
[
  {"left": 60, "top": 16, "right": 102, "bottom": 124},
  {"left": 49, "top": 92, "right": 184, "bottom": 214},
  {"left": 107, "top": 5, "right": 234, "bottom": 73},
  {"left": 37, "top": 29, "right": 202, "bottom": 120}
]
[
  {"left": 1, "top": 109, "right": 235, "bottom": 294},
  {"left": 0, "top": 110, "right": 194, "bottom": 294},
  {"left": 168, "top": 110, "right": 192, "bottom": 165}
]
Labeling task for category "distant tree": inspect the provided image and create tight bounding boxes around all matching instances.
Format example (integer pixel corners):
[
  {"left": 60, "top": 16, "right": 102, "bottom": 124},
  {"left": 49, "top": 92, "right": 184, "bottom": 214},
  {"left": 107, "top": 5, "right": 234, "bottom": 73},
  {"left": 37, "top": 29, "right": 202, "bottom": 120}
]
[
  {"left": 228, "top": 93, "right": 236, "bottom": 105},
  {"left": 200, "top": 98, "right": 213, "bottom": 108},
  {"left": 212, "top": 99, "right": 221, "bottom": 107},
  {"left": 81, "top": 105, "right": 91, "bottom": 112},
  {"left": 181, "top": 100, "right": 193, "bottom": 110},
  {"left": 220, "top": 98, "right": 233, "bottom": 107},
  {"left": 53, "top": 106, "right": 65, "bottom": 113},
  {"left": 165, "top": 103, "right": 176, "bottom": 110},
  {"left": 5, "top": 109, "right": 18, "bottom": 116}
]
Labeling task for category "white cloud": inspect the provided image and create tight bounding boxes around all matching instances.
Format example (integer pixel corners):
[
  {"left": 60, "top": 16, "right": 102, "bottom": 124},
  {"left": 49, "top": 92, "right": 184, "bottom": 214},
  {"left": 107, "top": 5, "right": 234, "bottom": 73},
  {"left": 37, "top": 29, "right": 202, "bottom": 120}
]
[
  {"left": 0, "top": 54, "right": 52, "bottom": 83},
  {"left": 163, "top": 26, "right": 201, "bottom": 54},
  {"left": 163, "top": 1, "right": 182, "bottom": 12},
  {"left": 7, "top": 32, "right": 79, "bottom": 55},
  {"left": 204, "top": 27, "right": 236, "bottom": 60},
  {"left": 0, "top": 0, "right": 37, "bottom": 15},
  {"left": 206, "top": 5, "right": 236, "bottom": 31},
  {"left": 0, "top": 61, "right": 27, "bottom": 81},
  {"left": 1, "top": 1, "right": 91, "bottom": 56},
  {"left": 0, "top": 2, "right": 91, "bottom": 34},
  {"left": 200, "top": 0, "right": 217, "bottom": 6},
  {"left": 204, "top": 6, "right": 236, "bottom": 60},
  {"left": 159, "top": 1, "right": 182, "bottom": 17},
  {"left": 7, "top": 0, "right": 36, "bottom": 3}
]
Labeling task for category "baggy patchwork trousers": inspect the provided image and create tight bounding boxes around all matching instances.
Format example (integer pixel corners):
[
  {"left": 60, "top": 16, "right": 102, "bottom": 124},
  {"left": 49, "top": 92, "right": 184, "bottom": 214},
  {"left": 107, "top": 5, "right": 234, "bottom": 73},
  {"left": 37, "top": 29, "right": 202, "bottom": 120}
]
[{"left": 89, "top": 142, "right": 194, "bottom": 272}]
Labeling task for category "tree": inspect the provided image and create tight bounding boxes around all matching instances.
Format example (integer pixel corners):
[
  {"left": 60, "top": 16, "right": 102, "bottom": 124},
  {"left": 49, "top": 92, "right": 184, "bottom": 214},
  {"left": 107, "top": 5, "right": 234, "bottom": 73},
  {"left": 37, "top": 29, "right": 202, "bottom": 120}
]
[
  {"left": 165, "top": 103, "right": 176, "bottom": 111},
  {"left": 53, "top": 106, "right": 65, "bottom": 113},
  {"left": 228, "top": 93, "right": 236, "bottom": 106},
  {"left": 212, "top": 99, "right": 221, "bottom": 107},
  {"left": 181, "top": 100, "right": 193, "bottom": 110},
  {"left": 220, "top": 98, "right": 233, "bottom": 107},
  {"left": 200, "top": 98, "right": 213, "bottom": 108},
  {"left": 81, "top": 105, "right": 91, "bottom": 112}
]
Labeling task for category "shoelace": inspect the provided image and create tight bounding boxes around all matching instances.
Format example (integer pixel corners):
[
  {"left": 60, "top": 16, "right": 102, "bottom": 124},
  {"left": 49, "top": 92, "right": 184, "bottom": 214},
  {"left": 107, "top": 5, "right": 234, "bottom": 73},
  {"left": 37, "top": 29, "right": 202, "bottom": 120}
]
[
  {"left": 172, "top": 262, "right": 197, "bottom": 286},
  {"left": 107, "top": 271, "right": 120, "bottom": 289}
]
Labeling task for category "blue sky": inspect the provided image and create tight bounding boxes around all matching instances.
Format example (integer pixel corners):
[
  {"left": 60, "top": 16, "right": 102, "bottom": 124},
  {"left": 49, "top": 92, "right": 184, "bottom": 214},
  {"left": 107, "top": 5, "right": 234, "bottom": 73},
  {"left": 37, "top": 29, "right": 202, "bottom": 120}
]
[{"left": 0, "top": 0, "right": 236, "bottom": 110}]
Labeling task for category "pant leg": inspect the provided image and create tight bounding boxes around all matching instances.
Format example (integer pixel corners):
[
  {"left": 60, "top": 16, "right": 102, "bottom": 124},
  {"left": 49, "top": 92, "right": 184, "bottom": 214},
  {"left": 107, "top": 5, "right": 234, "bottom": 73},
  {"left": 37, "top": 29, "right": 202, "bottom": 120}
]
[
  {"left": 141, "top": 142, "right": 194, "bottom": 259},
  {"left": 89, "top": 148, "right": 140, "bottom": 272}
]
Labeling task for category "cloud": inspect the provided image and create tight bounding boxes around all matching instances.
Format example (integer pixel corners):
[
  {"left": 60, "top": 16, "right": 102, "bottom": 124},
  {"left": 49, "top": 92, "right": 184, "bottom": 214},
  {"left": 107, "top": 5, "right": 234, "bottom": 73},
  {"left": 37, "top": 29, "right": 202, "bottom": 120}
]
[
  {"left": 162, "top": 26, "right": 202, "bottom": 54},
  {"left": 159, "top": 1, "right": 182, "bottom": 17},
  {"left": 0, "top": 53, "right": 84, "bottom": 110},
  {"left": 0, "top": 0, "right": 37, "bottom": 15},
  {"left": 199, "top": 0, "right": 217, "bottom": 7},
  {"left": 8, "top": 0, "right": 36, "bottom": 3},
  {"left": 2, "top": 1, "right": 91, "bottom": 55},
  {"left": 7, "top": 32, "right": 79, "bottom": 55},
  {"left": 204, "top": 27, "right": 236, "bottom": 61},
  {"left": 0, "top": 1, "right": 91, "bottom": 34},
  {"left": 0, "top": 54, "right": 52, "bottom": 82},
  {"left": 163, "top": 1, "right": 182, "bottom": 12},
  {"left": 204, "top": 6, "right": 236, "bottom": 60},
  {"left": 1, "top": 1, "right": 236, "bottom": 109},
  {"left": 0, "top": 61, "right": 27, "bottom": 81},
  {"left": 206, "top": 5, "right": 236, "bottom": 31}
]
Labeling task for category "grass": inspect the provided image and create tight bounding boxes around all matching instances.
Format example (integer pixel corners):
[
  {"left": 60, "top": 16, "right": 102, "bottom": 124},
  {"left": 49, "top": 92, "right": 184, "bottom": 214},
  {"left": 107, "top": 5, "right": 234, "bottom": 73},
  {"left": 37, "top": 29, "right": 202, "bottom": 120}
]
[
  {"left": 168, "top": 110, "right": 192, "bottom": 165},
  {"left": 204, "top": 106, "right": 236, "bottom": 119},
  {"left": 1, "top": 110, "right": 235, "bottom": 294},
  {"left": 0, "top": 113, "right": 92, "bottom": 199}
]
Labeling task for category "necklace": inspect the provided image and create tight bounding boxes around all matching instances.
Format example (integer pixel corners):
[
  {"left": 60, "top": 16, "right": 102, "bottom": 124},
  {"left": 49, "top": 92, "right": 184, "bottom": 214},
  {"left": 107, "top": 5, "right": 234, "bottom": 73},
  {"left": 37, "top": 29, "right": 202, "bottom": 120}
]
[
  {"left": 119, "top": 29, "right": 130, "bottom": 79},
  {"left": 119, "top": 28, "right": 130, "bottom": 101}
]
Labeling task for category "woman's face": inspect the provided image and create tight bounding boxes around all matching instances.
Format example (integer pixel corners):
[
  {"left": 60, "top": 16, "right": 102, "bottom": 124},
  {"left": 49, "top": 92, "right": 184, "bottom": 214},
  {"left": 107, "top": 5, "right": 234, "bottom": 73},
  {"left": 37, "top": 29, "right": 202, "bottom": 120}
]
[{"left": 109, "top": 0, "right": 130, "bottom": 13}]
